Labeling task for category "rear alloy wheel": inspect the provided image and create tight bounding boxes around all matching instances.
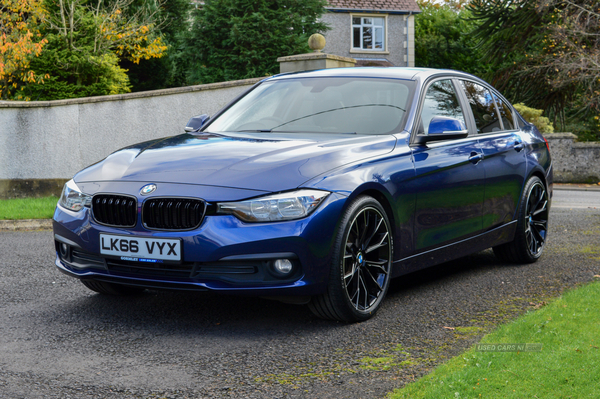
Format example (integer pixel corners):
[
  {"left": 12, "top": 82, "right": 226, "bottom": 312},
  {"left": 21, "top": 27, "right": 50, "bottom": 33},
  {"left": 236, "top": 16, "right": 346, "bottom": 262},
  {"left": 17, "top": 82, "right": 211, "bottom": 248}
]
[
  {"left": 493, "top": 176, "right": 549, "bottom": 263},
  {"left": 309, "top": 196, "right": 392, "bottom": 322},
  {"left": 81, "top": 280, "right": 145, "bottom": 296}
]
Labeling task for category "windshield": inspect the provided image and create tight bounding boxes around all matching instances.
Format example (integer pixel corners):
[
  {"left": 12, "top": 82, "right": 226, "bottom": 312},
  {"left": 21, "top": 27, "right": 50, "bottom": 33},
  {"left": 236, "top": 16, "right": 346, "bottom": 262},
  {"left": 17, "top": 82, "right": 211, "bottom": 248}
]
[{"left": 206, "top": 77, "right": 414, "bottom": 135}]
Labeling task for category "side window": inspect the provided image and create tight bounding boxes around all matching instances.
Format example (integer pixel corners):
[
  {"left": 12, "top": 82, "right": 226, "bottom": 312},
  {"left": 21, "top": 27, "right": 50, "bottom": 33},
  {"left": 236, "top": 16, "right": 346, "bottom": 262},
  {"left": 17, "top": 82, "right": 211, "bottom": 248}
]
[
  {"left": 419, "top": 80, "right": 466, "bottom": 134},
  {"left": 460, "top": 81, "right": 501, "bottom": 133},
  {"left": 492, "top": 92, "right": 516, "bottom": 130}
]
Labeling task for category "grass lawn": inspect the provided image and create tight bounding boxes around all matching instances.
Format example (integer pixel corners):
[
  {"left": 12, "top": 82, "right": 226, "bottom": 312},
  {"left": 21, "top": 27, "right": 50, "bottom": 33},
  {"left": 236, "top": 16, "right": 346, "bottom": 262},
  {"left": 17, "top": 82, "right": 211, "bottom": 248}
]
[
  {"left": 389, "top": 281, "right": 600, "bottom": 398},
  {"left": 0, "top": 196, "right": 58, "bottom": 220}
]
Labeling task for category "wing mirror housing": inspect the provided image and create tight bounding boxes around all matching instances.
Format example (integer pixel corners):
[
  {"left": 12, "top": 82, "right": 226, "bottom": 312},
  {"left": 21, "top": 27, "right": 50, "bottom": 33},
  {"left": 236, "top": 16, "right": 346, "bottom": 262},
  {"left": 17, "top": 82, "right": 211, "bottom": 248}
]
[
  {"left": 185, "top": 114, "right": 210, "bottom": 132},
  {"left": 414, "top": 116, "right": 468, "bottom": 145}
]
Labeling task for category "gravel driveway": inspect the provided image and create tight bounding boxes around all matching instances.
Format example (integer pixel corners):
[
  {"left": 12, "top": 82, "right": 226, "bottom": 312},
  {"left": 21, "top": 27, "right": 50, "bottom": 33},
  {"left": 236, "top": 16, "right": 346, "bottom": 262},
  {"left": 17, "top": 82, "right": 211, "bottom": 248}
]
[{"left": 1, "top": 189, "right": 599, "bottom": 398}]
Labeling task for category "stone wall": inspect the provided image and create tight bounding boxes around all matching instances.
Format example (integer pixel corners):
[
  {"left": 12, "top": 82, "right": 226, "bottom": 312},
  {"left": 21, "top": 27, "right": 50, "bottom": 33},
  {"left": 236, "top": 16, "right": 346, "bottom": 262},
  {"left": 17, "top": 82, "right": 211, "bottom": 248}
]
[
  {"left": 1, "top": 80, "right": 598, "bottom": 198},
  {"left": 0, "top": 78, "right": 262, "bottom": 198},
  {"left": 544, "top": 133, "right": 600, "bottom": 183}
]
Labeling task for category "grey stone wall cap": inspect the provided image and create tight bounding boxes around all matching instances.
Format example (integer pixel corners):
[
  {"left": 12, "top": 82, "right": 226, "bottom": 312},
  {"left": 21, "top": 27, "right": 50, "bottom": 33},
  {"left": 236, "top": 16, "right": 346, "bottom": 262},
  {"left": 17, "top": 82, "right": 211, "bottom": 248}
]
[
  {"left": 277, "top": 53, "right": 357, "bottom": 63},
  {"left": 0, "top": 77, "right": 263, "bottom": 108},
  {"left": 543, "top": 133, "right": 577, "bottom": 139}
]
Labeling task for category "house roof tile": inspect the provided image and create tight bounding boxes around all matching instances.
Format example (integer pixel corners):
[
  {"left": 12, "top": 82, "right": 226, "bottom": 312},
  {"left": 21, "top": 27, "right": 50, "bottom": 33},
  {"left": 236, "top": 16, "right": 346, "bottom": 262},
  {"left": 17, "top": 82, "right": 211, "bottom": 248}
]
[{"left": 326, "top": 0, "right": 421, "bottom": 13}]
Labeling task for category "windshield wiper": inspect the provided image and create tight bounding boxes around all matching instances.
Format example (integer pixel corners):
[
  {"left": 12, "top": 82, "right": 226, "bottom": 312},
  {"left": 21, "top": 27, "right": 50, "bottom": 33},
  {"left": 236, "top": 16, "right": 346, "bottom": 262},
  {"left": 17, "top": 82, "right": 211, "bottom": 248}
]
[
  {"left": 237, "top": 129, "right": 273, "bottom": 133},
  {"left": 192, "top": 130, "right": 228, "bottom": 137},
  {"left": 270, "top": 104, "right": 406, "bottom": 131}
]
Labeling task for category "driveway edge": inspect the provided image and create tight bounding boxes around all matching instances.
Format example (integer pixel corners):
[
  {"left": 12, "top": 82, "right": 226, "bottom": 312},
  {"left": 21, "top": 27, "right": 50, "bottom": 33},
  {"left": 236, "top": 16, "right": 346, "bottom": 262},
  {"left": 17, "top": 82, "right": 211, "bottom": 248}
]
[
  {"left": 554, "top": 183, "right": 600, "bottom": 192},
  {"left": 0, "top": 219, "right": 53, "bottom": 232}
]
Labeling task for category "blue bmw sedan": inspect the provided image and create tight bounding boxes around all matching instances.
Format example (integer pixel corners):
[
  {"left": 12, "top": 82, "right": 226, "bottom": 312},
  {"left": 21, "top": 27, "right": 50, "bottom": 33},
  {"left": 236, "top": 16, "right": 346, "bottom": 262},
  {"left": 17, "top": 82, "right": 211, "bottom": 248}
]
[{"left": 53, "top": 68, "right": 552, "bottom": 322}]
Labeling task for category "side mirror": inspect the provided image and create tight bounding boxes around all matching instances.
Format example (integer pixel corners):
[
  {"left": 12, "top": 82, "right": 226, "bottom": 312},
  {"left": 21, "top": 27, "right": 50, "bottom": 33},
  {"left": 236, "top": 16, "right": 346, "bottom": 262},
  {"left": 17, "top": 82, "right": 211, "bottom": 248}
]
[
  {"left": 414, "top": 116, "right": 468, "bottom": 145},
  {"left": 428, "top": 116, "right": 465, "bottom": 134},
  {"left": 185, "top": 114, "right": 210, "bottom": 132}
]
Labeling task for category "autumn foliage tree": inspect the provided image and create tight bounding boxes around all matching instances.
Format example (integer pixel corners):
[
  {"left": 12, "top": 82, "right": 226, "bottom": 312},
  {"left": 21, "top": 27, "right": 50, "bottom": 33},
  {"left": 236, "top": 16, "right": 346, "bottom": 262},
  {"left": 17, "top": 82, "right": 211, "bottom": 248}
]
[
  {"left": 0, "top": 0, "right": 48, "bottom": 99},
  {"left": 22, "top": 0, "right": 168, "bottom": 100}
]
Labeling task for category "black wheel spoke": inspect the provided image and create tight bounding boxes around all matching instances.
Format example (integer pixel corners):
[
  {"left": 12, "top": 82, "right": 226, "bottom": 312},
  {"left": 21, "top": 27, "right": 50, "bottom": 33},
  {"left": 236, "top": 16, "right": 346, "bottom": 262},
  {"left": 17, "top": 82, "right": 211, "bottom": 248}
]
[
  {"left": 366, "top": 260, "right": 388, "bottom": 274},
  {"left": 532, "top": 201, "right": 548, "bottom": 216},
  {"left": 365, "top": 232, "right": 389, "bottom": 254},
  {"left": 531, "top": 225, "right": 545, "bottom": 244},
  {"left": 363, "top": 217, "right": 383, "bottom": 249},
  {"left": 364, "top": 266, "right": 384, "bottom": 291}
]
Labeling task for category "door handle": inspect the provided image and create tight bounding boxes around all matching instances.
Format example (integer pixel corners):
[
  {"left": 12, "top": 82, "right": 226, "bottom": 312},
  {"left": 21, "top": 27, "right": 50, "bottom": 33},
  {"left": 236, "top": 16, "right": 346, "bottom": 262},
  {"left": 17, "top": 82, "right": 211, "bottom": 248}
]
[
  {"left": 513, "top": 139, "right": 524, "bottom": 152},
  {"left": 468, "top": 151, "right": 483, "bottom": 164}
]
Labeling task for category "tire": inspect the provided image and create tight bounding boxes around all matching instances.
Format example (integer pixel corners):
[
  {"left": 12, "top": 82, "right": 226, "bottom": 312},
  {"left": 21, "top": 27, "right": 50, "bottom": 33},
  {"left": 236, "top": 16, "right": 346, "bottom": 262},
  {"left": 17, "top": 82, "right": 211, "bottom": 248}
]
[
  {"left": 81, "top": 280, "right": 145, "bottom": 296},
  {"left": 493, "top": 176, "right": 549, "bottom": 263},
  {"left": 309, "top": 196, "right": 393, "bottom": 322}
]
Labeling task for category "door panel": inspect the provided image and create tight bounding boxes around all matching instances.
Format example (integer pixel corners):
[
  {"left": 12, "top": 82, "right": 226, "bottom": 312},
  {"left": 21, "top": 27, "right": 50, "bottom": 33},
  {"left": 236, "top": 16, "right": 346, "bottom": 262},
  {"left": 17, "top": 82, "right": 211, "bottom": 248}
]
[
  {"left": 411, "top": 140, "right": 485, "bottom": 251},
  {"left": 479, "top": 132, "right": 527, "bottom": 229},
  {"left": 459, "top": 80, "right": 527, "bottom": 230},
  {"left": 411, "top": 79, "right": 484, "bottom": 251}
]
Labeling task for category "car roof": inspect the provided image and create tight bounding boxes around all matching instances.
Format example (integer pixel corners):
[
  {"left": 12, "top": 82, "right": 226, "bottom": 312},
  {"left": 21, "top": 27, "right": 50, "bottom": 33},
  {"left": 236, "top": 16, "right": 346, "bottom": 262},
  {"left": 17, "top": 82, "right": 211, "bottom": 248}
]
[{"left": 267, "top": 67, "right": 481, "bottom": 83}]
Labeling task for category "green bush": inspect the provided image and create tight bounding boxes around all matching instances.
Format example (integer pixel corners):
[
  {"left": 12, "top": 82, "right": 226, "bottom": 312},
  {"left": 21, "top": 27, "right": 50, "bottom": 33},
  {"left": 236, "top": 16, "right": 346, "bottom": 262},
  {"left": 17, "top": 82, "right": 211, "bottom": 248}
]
[{"left": 513, "top": 103, "right": 554, "bottom": 133}]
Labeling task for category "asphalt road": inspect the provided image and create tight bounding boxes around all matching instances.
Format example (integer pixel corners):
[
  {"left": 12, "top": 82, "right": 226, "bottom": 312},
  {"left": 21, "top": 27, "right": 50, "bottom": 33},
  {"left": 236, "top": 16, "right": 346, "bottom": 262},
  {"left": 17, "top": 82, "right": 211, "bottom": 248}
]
[{"left": 0, "top": 189, "right": 599, "bottom": 398}]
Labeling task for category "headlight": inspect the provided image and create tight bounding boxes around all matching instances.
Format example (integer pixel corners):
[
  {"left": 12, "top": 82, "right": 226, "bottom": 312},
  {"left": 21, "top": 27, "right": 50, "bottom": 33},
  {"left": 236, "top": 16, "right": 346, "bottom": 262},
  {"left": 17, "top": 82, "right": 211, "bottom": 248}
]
[
  {"left": 58, "top": 179, "right": 92, "bottom": 212},
  {"left": 217, "top": 190, "right": 330, "bottom": 222}
]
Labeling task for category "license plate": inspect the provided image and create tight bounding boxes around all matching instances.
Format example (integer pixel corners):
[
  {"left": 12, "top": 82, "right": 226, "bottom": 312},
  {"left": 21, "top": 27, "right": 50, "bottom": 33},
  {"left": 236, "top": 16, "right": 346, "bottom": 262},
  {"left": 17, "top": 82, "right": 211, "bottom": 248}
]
[{"left": 100, "top": 234, "right": 182, "bottom": 262}]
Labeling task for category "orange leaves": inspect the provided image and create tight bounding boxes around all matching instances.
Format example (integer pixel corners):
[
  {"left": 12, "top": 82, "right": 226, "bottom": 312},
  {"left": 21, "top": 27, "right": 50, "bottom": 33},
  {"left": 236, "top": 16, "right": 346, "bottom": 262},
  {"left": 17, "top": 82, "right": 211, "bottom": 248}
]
[
  {"left": 0, "top": 0, "right": 48, "bottom": 99},
  {"left": 95, "top": 4, "right": 167, "bottom": 64}
]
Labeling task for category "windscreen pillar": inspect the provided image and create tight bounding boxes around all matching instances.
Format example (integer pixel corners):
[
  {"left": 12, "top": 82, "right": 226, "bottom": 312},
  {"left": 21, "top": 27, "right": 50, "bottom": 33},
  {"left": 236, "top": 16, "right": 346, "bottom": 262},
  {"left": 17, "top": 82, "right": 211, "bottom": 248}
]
[{"left": 277, "top": 34, "right": 356, "bottom": 73}]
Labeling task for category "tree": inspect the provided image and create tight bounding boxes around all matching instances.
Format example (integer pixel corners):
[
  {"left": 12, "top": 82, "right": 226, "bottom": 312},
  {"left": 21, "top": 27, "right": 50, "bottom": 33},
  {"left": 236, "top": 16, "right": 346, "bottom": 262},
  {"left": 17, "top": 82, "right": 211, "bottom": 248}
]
[
  {"left": 468, "top": 0, "right": 600, "bottom": 139},
  {"left": 186, "top": 0, "right": 329, "bottom": 85},
  {"left": 23, "top": 0, "right": 168, "bottom": 100},
  {"left": 415, "top": 0, "right": 487, "bottom": 75},
  {"left": 0, "top": 0, "right": 48, "bottom": 99},
  {"left": 467, "top": 0, "right": 573, "bottom": 128},
  {"left": 120, "top": 0, "right": 192, "bottom": 92},
  {"left": 539, "top": 0, "right": 600, "bottom": 129}
]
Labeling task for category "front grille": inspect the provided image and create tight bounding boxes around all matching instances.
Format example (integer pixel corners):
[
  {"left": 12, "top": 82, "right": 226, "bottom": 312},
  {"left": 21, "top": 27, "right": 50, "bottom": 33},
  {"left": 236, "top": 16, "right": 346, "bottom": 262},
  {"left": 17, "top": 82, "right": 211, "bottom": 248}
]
[
  {"left": 106, "top": 259, "right": 195, "bottom": 279},
  {"left": 92, "top": 194, "right": 137, "bottom": 227},
  {"left": 142, "top": 197, "right": 206, "bottom": 230}
]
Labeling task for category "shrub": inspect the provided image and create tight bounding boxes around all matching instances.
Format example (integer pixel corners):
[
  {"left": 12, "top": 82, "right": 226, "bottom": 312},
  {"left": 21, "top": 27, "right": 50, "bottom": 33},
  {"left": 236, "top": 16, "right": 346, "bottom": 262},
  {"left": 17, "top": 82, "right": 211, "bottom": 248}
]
[{"left": 513, "top": 103, "right": 554, "bottom": 133}]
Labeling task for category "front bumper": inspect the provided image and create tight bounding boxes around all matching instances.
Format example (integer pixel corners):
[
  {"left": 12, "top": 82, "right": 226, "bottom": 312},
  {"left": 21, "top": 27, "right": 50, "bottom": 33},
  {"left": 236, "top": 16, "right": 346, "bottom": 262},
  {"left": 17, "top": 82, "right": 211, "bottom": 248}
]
[{"left": 52, "top": 192, "right": 346, "bottom": 297}]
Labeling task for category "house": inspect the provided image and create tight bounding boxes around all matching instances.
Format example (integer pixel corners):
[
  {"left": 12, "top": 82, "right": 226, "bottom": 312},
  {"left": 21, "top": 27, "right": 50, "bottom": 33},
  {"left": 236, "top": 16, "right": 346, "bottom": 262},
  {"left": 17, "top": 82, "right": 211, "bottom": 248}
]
[{"left": 321, "top": 0, "right": 421, "bottom": 67}]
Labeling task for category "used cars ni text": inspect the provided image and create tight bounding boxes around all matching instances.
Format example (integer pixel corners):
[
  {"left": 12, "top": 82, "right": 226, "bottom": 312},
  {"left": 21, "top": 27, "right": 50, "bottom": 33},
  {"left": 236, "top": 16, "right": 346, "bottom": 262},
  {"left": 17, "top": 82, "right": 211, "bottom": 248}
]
[{"left": 53, "top": 68, "right": 552, "bottom": 322}]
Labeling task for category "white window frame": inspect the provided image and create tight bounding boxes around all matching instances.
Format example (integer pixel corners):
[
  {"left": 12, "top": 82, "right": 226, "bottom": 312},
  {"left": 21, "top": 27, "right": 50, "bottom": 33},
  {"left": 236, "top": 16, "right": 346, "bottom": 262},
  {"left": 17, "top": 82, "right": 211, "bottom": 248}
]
[{"left": 350, "top": 14, "right": 389, "bottom": 54}]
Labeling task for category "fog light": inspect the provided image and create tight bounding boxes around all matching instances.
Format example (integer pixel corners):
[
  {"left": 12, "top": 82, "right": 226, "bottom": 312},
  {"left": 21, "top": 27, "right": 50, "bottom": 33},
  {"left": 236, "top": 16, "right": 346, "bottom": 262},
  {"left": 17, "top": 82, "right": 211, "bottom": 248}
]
[
  {"left": 273, "top": 259, "right": 293, "bottom": 275},
  {"left": 59, "top": 243, "right": 69, "bottom": 258}
]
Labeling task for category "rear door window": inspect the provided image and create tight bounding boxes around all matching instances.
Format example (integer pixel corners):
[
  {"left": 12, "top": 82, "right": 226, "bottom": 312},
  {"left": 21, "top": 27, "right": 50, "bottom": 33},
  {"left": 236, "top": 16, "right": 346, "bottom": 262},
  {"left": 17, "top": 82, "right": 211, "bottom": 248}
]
[
  {"left": 492, "top": 92, "right": 516, "bottom": 130},
  {"left": 460, "top": 81, "right": 501, "bottom": 134}
]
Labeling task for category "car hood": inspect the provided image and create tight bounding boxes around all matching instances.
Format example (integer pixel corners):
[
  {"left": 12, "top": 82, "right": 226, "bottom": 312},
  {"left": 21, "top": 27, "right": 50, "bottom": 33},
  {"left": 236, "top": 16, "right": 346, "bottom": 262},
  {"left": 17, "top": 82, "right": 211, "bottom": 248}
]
[{"left": 74, "top": 132, "right": 396, "bottom": 192}]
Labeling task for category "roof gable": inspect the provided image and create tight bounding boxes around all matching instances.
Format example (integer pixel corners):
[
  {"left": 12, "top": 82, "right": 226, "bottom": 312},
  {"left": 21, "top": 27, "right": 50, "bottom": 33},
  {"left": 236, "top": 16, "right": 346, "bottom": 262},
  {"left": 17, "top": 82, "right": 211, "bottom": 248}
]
[{"left": 326, "top": 0, "right": 421, "bottom": 13}]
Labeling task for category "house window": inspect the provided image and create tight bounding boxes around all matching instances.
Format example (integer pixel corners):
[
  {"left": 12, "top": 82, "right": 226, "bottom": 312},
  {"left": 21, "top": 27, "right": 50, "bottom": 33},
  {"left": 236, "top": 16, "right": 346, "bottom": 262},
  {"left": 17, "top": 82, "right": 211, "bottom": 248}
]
[{"left": 352, "top": 16, "right": 386, "bottom": 51}]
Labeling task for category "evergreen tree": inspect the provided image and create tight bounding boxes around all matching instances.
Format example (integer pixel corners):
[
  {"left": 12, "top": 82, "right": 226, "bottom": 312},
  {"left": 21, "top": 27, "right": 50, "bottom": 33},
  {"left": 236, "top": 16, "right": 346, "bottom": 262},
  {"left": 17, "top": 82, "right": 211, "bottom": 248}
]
[
  {"left": 186, "top": 0, "right": 329, "bottom": 84},
  {"left": 415, "top": 0, "right": 486, "bottom": 75}
]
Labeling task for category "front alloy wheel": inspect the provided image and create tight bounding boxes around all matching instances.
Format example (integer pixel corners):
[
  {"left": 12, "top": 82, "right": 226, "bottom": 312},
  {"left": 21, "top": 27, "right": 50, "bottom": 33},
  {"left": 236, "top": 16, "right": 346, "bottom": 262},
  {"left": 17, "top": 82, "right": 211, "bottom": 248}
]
[{"left": 309, "top": 196, "right": 392, "bottom": 322}]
